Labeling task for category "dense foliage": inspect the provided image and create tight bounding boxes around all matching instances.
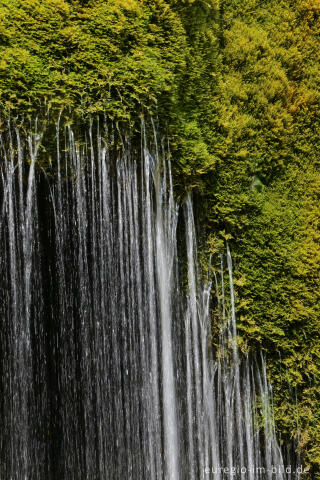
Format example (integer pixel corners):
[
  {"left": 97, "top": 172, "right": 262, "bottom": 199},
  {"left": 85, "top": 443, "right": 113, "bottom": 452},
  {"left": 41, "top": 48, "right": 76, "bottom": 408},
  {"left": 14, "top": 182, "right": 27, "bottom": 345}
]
[
  {"left": 1, "top": 0, "right": 320, "bottom": 476},
  {"left": 0, "top": 0, "right": 186, "bottom": 119}
]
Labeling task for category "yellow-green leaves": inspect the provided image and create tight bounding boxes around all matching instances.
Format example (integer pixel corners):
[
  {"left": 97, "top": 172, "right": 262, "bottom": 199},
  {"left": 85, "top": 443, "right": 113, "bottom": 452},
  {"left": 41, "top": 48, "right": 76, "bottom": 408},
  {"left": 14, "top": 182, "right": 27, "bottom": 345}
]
[{"left": 0, "top": 0, "right": 186, "bottom": 118}]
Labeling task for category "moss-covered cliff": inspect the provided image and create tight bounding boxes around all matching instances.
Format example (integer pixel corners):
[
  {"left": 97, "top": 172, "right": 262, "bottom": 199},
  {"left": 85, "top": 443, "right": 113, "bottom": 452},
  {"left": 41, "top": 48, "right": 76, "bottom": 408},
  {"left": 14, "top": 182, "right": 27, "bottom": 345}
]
[{"left": 1, "top": 0, "right": 320, "bottom": 476}]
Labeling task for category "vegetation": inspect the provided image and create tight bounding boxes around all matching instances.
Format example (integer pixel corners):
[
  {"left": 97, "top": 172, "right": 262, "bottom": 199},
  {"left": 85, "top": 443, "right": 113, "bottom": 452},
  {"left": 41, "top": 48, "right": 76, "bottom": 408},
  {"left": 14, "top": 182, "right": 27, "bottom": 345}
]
[
  {"left": 0, "top": 0, "right": 186, "bottom": 119},
  {"left": 1, "top": 0, "right": 320, "bottom": 476}
]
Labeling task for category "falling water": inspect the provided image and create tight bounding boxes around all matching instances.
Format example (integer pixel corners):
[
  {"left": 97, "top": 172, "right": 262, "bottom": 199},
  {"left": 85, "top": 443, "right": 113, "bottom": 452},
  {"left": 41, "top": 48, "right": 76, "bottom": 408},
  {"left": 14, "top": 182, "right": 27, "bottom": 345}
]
[{"left": 0, "top": 118, "right": 296, "bottom": 479}]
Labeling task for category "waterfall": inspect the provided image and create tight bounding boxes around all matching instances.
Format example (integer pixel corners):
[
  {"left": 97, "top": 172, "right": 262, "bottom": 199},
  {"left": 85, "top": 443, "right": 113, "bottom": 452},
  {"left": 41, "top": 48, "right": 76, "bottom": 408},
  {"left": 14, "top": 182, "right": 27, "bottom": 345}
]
[{"left": 0, "top": 119, "right": 295, "bottom": 479}]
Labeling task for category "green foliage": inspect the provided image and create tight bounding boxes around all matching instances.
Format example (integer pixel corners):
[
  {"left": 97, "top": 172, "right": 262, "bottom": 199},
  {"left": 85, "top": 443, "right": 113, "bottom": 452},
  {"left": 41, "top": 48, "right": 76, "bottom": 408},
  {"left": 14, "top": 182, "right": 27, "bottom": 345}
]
[
  {"left": 0, "top": 0, "right": 186, "bottom": 118},
  {"left": 184, "top": 0, "right": 320, "bottom": 473}
]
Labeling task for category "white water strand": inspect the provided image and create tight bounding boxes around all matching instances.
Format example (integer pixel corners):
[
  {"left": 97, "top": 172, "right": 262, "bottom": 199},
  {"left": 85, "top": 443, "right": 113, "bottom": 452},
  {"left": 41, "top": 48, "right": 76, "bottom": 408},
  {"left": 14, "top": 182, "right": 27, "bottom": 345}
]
[
  {"left": 0, "top": 123, "right": 45, "bottom": 479},
  {"left": 154, "top": 157, "right": 179, "bottom": 480},
  {"left": 183, "top": 201, "right": 289, "bottom": 480}
]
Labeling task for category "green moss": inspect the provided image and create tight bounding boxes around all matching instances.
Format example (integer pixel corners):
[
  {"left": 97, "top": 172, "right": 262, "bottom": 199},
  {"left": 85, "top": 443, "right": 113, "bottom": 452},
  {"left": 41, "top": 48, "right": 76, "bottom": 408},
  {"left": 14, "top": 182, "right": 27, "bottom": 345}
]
[{"left": 0, "top": 0, "right": 186, "bottom": 119}]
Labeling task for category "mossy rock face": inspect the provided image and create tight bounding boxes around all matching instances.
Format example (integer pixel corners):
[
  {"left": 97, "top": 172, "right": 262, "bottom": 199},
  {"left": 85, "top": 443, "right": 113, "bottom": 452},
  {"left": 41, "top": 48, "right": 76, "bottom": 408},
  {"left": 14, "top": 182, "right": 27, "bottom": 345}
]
[
  {"left": 1, "top": 0, "right": 320, "bottom": 475},
  {"left": 0, "top": 0, "right": 186, "bottom": 120}
]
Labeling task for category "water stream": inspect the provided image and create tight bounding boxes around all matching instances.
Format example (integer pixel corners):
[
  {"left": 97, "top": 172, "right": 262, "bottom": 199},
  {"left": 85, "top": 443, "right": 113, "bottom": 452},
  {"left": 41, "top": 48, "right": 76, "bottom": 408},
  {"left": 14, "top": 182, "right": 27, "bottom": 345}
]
[{"left": 0, "top": 119, "right": 293, "bottom": 479}]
